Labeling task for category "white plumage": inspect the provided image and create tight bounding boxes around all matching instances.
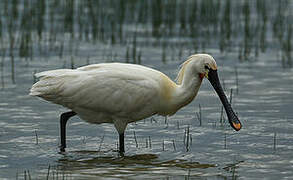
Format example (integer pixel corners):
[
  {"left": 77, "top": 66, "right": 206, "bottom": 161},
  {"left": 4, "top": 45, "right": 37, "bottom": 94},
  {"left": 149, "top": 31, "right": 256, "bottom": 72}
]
[
  {"left": 30, "top": 54, "right": 241, "bottom": 153},
  {"left": 31, "top": 63, "right": 170, "bottom": 133}
]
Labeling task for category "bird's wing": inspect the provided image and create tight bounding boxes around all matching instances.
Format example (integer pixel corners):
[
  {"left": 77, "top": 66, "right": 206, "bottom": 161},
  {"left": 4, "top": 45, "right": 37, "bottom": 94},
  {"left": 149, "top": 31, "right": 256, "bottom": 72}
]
[{"left": 30, "top": 64, "right": 161, "bottom": 120}]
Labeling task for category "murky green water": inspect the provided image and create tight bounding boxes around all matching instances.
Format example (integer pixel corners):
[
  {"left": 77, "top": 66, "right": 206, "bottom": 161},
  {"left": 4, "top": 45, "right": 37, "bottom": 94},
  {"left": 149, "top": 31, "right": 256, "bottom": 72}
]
[{"left": 0, "top": 0, "right": 292, "bottom": 179}]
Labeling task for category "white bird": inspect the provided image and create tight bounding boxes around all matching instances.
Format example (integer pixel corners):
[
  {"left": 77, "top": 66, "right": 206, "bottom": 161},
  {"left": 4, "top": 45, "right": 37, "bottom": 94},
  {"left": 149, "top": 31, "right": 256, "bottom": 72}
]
[{"left": 30, "top": 54, "right": 242, "bottom": 154}]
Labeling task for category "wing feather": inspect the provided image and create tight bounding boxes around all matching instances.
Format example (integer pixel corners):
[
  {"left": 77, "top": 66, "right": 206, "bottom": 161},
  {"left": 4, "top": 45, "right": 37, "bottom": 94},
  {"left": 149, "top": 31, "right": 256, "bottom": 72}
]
[{"left": 30, "top": 63, "right": 161, "bottom": 121}]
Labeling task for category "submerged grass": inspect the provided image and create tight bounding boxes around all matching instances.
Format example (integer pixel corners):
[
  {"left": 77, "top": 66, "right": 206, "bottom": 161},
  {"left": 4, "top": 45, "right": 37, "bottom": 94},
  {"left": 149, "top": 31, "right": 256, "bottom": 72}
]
[
  {"left": 34, "top": 130, "right": 38, "bottom": 145},
  {"left": 133, "top": 131, "right": 138, "bottom": 148},
  {"left": 196, "top": 104, "right": 202, "bottom": 126},
  {"left": 0, "top": 45, "right": 5, "bottom": 89},
  {"left": 0, "top": 0, "right": 291, "bottom": 86},
  {"left": 24, "top": 170, "right": 31, "bottom": 180},
  {"left": 183, "top": 126, "right": 191, "bottom": 152},
  {"left": 273, "top": 132, "right": 277, "bottom": 151},
  {"left": 98, "top": 134, "right": 105, "bottom": 152}
]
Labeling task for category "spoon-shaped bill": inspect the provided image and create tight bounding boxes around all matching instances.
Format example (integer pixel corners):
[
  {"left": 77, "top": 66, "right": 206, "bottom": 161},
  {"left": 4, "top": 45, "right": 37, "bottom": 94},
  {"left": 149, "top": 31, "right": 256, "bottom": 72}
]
[{"left": 207, "top": 69, "right": 242, "bottom": 131}]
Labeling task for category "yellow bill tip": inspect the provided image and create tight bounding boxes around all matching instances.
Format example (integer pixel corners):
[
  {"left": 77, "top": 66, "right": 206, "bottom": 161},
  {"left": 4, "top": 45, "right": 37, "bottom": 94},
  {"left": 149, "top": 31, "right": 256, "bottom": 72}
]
[{"left": 232, "top": 122, "right": 242, "bottom": 131}]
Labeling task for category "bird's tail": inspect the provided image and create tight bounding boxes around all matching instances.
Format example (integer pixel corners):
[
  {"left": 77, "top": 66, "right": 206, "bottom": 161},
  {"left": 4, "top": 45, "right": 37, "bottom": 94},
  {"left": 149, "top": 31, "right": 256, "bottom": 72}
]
[{"left": 29, "top": 69, "right": 74, "bottom": 97}]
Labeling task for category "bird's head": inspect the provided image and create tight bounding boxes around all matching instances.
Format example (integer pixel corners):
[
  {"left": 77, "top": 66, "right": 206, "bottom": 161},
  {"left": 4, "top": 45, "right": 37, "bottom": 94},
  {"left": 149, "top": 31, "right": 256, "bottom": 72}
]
[
  {"left": 188, "top": 54, "right": 218, "bottom": 80},
  {"left": 183, "top": 54, "right": 242, "bottom": 131}
]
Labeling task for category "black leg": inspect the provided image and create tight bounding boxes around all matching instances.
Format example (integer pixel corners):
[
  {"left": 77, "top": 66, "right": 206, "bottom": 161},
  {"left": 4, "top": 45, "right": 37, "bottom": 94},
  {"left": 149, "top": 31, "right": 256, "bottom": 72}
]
[
  {"left": 60, "top": 111, "right": 76, "bottom": 152},
  {"left": 119, "top": 133, "right": 125, "bottom": 155}
]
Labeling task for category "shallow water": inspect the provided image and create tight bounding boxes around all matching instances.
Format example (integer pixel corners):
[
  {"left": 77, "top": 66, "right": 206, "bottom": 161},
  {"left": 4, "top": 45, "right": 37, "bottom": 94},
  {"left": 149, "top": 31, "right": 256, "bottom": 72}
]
[{"left": 0, "top": 0, "right": 293, "bottom": 179}]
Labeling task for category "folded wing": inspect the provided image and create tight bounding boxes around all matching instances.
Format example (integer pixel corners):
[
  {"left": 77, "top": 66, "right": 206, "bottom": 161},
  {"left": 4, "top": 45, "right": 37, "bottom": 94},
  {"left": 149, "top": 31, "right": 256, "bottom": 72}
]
[{"left": 30, "top": 64, "right": 161, "bottom": 122}]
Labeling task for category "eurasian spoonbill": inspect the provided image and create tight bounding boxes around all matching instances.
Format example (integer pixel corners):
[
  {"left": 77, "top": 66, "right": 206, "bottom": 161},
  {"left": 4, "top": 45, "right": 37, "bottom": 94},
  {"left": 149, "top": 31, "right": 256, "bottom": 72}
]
[{"left": 30, "top": 54, "right": 242, "bottom": 154}]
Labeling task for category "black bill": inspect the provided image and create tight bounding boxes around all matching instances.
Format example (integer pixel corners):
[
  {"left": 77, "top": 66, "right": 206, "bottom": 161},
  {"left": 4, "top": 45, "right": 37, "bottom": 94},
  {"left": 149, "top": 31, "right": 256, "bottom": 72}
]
[{"left": 207, "top": 69, "right": 242, "bottom": 131}]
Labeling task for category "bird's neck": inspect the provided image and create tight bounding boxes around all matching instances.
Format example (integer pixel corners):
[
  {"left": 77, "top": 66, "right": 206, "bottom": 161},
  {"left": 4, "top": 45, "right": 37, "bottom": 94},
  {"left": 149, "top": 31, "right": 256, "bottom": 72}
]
[
  {"left": 174, "top": 72, "right": 202, "bottom": 110},
  {"left": 163, "top": 66, "right": 202, "bottom": 116}
]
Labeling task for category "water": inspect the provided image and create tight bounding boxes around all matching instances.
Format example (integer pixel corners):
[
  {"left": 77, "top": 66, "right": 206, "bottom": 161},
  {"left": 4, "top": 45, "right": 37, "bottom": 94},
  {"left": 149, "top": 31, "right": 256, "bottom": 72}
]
[{"left": 0, "top": 0, "right": 292, "bottom": 179}]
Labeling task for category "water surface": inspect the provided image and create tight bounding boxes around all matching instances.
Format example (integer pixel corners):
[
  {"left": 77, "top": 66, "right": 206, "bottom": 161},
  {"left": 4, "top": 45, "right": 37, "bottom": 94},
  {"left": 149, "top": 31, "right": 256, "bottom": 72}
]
[{"left": 0, "top": 0, "right": 292, "bottom": 179}]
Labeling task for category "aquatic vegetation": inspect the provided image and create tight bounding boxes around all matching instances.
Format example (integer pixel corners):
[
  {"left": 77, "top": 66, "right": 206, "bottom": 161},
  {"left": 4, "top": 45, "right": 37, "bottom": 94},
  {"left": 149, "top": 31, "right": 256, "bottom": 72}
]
[{"left": 0, "top": 0, "right": 291, "bottom": 72}]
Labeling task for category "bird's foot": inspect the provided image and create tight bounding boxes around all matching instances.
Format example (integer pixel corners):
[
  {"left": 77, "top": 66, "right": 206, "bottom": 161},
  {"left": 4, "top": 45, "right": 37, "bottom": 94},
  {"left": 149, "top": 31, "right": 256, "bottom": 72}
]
[
  {"left": 119, "top": 151, "right": 125, "bottom": 157},
  {"left": 59, "top": 145, "right": 66, "bottom": 154}
]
